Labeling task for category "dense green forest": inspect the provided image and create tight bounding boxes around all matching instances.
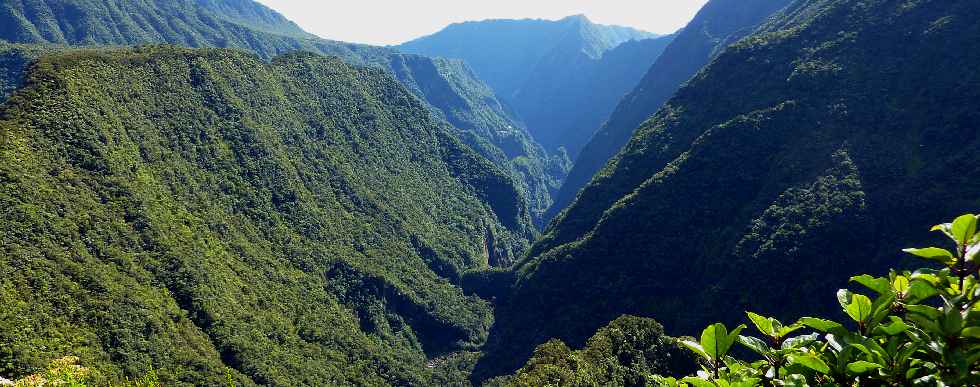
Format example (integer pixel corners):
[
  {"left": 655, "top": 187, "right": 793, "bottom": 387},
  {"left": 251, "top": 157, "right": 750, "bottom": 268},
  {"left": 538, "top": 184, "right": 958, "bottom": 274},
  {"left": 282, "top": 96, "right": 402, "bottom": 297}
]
[
  {"left": 3, "top": 0, "right": 979, "bottom": 385},
  {"left": 474, "top": 0, "right": 980, "bottom": 380},
  {"left": 397, "top": 15, "right": 668, "bottom": 158},
  {"left": 0, "top": 46, "right": 533, "bottom": 385},
  {"left": 546, "top": 0, "right": 794, "bottom": 223},
  {"left": 0, "top": 0, "right": 567, "bottom": 225}
]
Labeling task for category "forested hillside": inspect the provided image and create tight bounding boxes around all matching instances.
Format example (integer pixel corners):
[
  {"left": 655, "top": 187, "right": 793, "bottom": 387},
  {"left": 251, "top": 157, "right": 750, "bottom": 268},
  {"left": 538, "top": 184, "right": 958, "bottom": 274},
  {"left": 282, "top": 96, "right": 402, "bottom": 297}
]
[
  {"left": 511, "top": 32, "right": 674, "bottom": 159},
  {"left": 384, "top": 55, "right": 569, "bottom": 223},
  {"left": 475, "top": 0, "right": 980, "bottom": 379},
  {"left": 547, "top": 0, "right": 793, "bottom": 223},
  {"left": 0, "top": 0, "right": 567, "bottom": 225},
  {"left": 0, "top": 46, "right": 533, "bottom": 385},
  {"left": 397, "top": 15, "right": 667, "bottom": 158}
]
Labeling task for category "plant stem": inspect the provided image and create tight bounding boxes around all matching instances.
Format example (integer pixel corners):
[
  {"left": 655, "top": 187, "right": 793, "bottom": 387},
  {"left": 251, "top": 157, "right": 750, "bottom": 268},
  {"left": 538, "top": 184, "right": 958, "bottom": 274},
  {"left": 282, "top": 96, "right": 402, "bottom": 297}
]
[{"left": 959, "top": 244, "right": 967, "bottom": 297}]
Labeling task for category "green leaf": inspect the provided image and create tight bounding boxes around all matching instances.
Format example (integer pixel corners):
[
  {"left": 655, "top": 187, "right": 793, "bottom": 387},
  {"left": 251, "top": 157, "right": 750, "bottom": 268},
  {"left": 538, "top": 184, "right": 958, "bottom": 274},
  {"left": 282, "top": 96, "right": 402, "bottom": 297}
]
[
  {"left": 776, "top": 324, "right": 804, "bottom": 339},
  {"left": 931, "top": 223, "right": 954, "bottom": 240},
  {"left": 847, "top": 360, "right": 883, "bottom": 374},
  {"left": 851, "top": 274, "right": 892, "bottom": 295},
  {"left": 962, "top": 327, "right": 980, "bottom": 339},
  {"left": 746, "top": 312, "right": 774, "bottom": 336},
  {"left": 681, "top": 376, "right": 716, "bottom": 387},
  {"left": 951, "top": 214, "right": 977, "bottom": 245},
  {"left": 875, "top": 316, "right": 910, "bottom": 336},
  {"left": 731, "top": 378, "right": 760, "bottom": 387},
  {"left": 700, "top": 323, "right": 744, "bottom": 360},
  {"left": 941, "top": 305, "right": 964, "bottom": 336},
  {"left": 782, "top": 333, "right": 819, "bottom": 350},
  {"left": 679, "top": 340, "right": 710, "bottom": 361},
  {"left": 841, "top": 291, "right": 872, "bottom": 323},
  {"left": 788, "top": 354, "right": 830, "bottom": 374},
  {"left": 892, "top": 275, "right": 910, "bottom": 294},
  {"left": 966, "top": 243, "right": 980, "bottom": 262},
  {"left": 737, "top": 335, "right": 770, "bottom": 356},
  {"left": 902, "top": 247, "right": 955, "bottom": 266},
  {"left": 906, "top": 280, "right": 938, "bottom": 303},
  {"left": 779, "top": 374, "right": 808, "bottom": 387},
  {"left": 798, "top": 317, "right": 844, "bottom": 333},
  {"left": 906, "top": 304, "right": 941, "bottom": 319}
]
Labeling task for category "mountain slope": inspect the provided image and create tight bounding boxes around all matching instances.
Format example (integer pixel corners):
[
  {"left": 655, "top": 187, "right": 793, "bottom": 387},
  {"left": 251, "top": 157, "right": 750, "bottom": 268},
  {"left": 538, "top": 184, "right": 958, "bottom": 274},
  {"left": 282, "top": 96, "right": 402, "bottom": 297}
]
[
  {"left": 397, "top": 15, "right": 665, "bottom": 157},
  {"left": 397, "top": 15, "right": 654, "bottom": 100},
  {"left": 547, "top": 0, "right": 793, "bottom": 223},
  {"left": 384, "top": 55, "right": 570, "bottom": 225},
  {"left": 0, "top": 46, "right": 533, "bottom": 385},
  {"left": 475, "top": 0, "right": 980, "bottom": 379},
  {"left": 0, "top": 0, "right": 566, "bottom": 226},
  {"left": 511, "top": 32, "right": 675, "bottom": 158},
  {"left": 0, "top": 0, "right": 315, "bottom": 47}
]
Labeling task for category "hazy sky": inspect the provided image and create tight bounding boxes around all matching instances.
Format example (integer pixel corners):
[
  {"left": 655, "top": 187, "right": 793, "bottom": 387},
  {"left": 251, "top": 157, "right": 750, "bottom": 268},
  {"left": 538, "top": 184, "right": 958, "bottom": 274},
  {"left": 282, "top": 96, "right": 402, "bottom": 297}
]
[{"left": 254, "top": 1, "right": 709, "bottom": 46}]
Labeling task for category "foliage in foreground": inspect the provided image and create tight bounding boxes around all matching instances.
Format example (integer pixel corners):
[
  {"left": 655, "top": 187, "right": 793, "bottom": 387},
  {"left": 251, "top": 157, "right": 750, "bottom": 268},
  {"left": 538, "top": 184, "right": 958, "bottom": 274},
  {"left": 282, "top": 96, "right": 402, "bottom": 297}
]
[{"left": 663, "top": 214, "right": 980, "bottom": 386}]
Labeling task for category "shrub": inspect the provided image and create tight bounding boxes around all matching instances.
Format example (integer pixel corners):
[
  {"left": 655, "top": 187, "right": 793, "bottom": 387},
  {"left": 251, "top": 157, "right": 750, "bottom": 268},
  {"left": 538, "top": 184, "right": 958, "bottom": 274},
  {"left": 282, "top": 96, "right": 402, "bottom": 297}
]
[{"left": 666, "top": 214, "right": 980, "bottom": 386}]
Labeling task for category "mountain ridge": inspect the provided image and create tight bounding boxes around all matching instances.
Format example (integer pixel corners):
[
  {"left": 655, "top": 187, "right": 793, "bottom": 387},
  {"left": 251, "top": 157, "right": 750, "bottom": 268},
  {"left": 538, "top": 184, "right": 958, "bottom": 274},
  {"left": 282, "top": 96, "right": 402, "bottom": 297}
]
[
  {"left": 546, "top": 0, "right": 794, "bottom": 223},
  {"left": 0, "top": 0, "right": 567, "bottom": 226},
  {"left": 0, "top": 44, "right": 534, "bottom": 385},
  {"left": 398, "top": 15, "right": 671, "bottom": 158},
  {"left": 474, "top": 0, "right": 980, "bottom": 380}
]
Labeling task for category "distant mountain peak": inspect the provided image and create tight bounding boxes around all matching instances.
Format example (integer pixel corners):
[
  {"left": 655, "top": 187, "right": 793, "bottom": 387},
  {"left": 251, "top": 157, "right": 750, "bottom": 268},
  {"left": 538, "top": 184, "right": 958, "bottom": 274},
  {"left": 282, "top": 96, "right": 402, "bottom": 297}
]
[{"left": 561, "top": 14, "right": 591, "bottom": 23}]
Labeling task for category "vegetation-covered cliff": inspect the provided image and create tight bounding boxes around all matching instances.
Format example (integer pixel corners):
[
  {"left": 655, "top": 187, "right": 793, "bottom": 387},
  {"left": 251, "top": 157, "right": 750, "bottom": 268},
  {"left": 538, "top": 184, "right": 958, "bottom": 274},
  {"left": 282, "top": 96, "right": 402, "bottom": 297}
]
[
  {"left": 476, "top": 0, "right": 980, "bottom": 379},
  {"left": 547, "top": 0, "right": 793, "bottom": 223},
  {"left": 0, "top": 46, "right": 532, "bottom": 385},
  {"left": 0, "top": 0, "right": 567, "bottom": 226}
]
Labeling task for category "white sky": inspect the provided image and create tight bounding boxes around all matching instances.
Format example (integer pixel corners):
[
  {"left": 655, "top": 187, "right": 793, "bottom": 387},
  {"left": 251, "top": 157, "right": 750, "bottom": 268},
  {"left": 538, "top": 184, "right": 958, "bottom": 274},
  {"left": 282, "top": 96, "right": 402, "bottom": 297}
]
[{"left": 255, "top": 0, "right": 710, "bottom": 46}]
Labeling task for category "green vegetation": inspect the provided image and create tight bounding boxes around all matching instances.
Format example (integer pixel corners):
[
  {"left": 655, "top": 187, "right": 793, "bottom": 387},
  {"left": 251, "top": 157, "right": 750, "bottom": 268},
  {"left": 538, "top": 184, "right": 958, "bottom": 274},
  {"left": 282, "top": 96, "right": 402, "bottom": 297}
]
[
  {"left": 6, "top": 356, "right": 219, "bottom": 386},
  {"left": 494, "top": 213, "right": 980, "bottom": 386},
  {"left": 0, "top": 0, "right": 565, "bottom": 225},
  {"left": 547, "top": 0, "right": 793, "bottom": 223},
  {"left": 475, "top": 0, "right": 980, "bottom": 380},
  {"left": 0, "top": 45, "right": 532, "bottom": 385},
  {"left": 487, "top": 316, "right": 694, "bottom": 387},
  {"left": 662, "top": 213, "right": 980, "bottom": 386},
  {"left": 3, "top": 0, "right": 979, "bottom": 385},
  {"left": 386, "top": 54, "right": 569, "bottom": 226}
]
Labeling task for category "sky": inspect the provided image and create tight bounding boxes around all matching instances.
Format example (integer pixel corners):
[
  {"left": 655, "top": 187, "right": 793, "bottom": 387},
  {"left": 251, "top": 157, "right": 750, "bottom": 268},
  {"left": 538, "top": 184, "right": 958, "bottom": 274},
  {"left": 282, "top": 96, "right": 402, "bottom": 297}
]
[{"left": 254, "top": 0, "right": 710, "bottom": 46}]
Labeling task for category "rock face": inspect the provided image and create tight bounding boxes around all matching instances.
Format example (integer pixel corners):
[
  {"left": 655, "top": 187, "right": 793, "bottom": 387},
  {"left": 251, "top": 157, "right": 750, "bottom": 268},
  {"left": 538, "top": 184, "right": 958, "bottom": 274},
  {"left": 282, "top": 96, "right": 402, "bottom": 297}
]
[
  {"left": 475, "top": 0, "right": 980, "bottom": 380},
  {"left": 546, "top": 0, "right": 794, "bottom": 224}
]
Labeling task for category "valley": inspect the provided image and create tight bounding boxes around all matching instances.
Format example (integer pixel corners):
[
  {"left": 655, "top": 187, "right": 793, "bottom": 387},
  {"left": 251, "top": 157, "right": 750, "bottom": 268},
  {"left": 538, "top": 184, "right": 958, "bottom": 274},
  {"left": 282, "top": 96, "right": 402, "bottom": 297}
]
[{"left": 1, "top": 0, "right": 979, "bottom": 386}]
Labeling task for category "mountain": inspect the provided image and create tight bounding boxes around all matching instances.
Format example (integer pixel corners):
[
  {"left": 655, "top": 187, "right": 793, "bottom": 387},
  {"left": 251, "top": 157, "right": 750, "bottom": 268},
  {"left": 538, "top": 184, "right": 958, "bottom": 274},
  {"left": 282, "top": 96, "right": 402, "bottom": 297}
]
[
  {"left": 546, "top": 0, "right": 794, "bottom": 223},
  {"left": 0, "top": 0, "right": 315, "bottom": 48},
  {"left": 383, "top": 55, "right": 570, "bottom": 224},
  {"left": 474, "top": 0, "right": 980, "bottom": 380},
  {"left": 397, "top": 15, "right": 654, "bottom": 100},
  {"left": 397, "top": 15, "right": 667, "bottom": 158},
  {"left": 511, "top": 33, "right": 675, "bottom": 159},
  {"left": 0, "top": 46, "right": 534, "bottom": 385},
  {"left": 0, "top": 0, "right": 566, "bottom": 226}
]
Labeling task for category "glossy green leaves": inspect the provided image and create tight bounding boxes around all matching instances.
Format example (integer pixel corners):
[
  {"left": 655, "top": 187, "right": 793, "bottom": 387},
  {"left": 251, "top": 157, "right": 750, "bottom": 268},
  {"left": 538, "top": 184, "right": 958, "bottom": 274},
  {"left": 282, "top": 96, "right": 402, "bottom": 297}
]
[
  {"left": 672, "top": 214, "right": 980, "bottom": 386},
  {"left": 682, "top": 323, "right": 746, "bottom": 362}
]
